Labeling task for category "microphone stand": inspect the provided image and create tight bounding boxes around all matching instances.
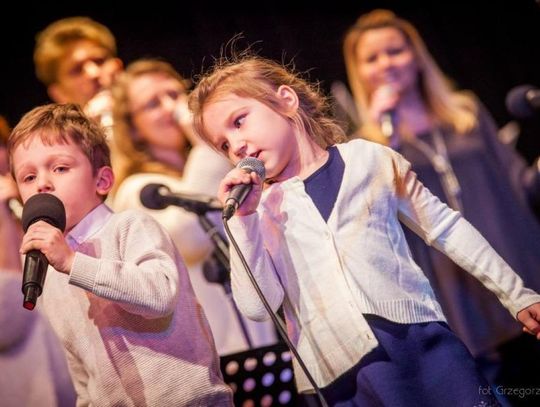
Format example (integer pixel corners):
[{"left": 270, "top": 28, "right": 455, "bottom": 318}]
[{"left": 197, "top": 213, "right": 254, "bottom": 348}]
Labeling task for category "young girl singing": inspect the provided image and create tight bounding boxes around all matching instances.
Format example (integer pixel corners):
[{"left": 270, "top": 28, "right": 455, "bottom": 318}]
[{"left": 188, "top": 54, "right": 540, "bottom": 406}]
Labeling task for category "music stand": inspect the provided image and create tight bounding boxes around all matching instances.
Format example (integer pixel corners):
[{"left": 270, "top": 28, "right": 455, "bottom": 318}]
[
  {"left": 220, "top": 342, "right": 302, "bottom": 406},
  {"left": 197, "top": 213, "right": 254, "bottom": 347}
]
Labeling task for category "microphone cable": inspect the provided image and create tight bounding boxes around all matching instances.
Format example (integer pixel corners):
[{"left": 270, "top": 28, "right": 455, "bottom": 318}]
[{"left": 222, "top": 217, "right": 329, "bottom": 407}]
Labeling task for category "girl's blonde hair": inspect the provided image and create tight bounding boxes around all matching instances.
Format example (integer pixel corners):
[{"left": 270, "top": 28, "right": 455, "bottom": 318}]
[
  {"left": 343, "top": 9, "right": 478, "bottom": 143},
  {"left": 111, "top": 59, "right": 190, "bottom": 190},
  {"left": 189, "top": 53, "right": 346, "bottom": 149}
]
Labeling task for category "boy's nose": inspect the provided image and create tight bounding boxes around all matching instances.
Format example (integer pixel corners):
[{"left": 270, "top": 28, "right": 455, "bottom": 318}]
[{"left": 37, "top": 176, "right": 54, "bottom": 193}]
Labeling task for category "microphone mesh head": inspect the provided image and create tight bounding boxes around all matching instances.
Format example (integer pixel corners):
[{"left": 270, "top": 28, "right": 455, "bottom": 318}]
[
  {"left": 22, "top": 193, "right": 66, "bottom": 232},
  {"left": 237, "top": 157, "right": 266, "bottom": 180},
  {"left": 140, "top": 183, "right": 169, "bottom": 210},
  {"left": 506, "top": 84, "right": 535, "bottom": 119}
]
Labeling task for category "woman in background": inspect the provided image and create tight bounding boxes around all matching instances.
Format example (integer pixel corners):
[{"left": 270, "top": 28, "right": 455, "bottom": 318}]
[
  {"left": 111, "top": 59, "right": 277, "bottom": 355},
  {"left": 343, "top": 9, "right": 540, "bottom": 405}
]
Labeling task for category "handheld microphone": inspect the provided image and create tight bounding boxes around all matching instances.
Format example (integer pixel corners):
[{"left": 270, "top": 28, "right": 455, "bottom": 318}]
[
  {"left": 506, "top": 84, "right": 540, "bottom": 119},
  {"left": 140, "top": 183, "right": 222, "bottom": 215},
  {"left": 222, "top": 157, "right": 266, "bottom": 221},
  {"left": 380, "top": 111, "right": 395, "bottom": 139},
  {"left": 378, "top": 85, "right": 397, "bottom": 138},
  {"left": 21, "top": 193, "right": 66, "bottom": 310}
]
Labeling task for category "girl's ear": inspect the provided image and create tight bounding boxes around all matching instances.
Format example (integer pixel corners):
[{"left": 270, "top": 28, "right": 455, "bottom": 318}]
[
  {"left": 95, "top": 166, "right": 115, "bottom": 196},
  {"left": 276, "top": 85, "right": 299, "bottom": 115}
]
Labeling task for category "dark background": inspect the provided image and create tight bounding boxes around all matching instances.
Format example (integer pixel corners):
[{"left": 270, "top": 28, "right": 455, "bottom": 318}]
[{"left": 1, "top": 0, "right": 540, "bottom": 162}]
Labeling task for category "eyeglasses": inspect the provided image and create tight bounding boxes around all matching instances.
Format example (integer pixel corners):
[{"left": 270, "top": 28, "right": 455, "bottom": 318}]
[{"left": 132, "top": 89, "right": 184, "bottom": 115}]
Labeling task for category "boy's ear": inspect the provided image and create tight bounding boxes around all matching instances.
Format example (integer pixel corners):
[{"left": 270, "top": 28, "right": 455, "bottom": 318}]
[
  {"left": 276, "top": 85, "right": 299, "bottom": 115},
  {"left": 95, "top": 166, "right": 115, "bottom": 196}
]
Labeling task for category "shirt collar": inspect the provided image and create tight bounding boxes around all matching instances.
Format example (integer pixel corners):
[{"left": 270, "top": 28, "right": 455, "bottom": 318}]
[{"left": 66, "top": 203, "right": 113, "bottom": 250}]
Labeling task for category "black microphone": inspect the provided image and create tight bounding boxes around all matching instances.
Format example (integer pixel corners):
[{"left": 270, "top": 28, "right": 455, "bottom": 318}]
[
  {"left": 140, "top": 183, "right": 222, "bottom": 215},
  {"left": 506, "top": 84, "right": 540, "bottom": 119},
  {"left": 21, "top": 193, "right": 66, "bottom": 310},
  {"left": 222, "top": 157, "right": 266, "bottom": 221}
]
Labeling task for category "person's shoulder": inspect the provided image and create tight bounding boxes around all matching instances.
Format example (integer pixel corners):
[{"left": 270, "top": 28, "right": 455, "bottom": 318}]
[
  {"left": 105, "top": 209, "right": 178, "bottom": 254},
  {"left": 101, "top": 205, "right": 149, "bottom": 233},
  {"left": 336, "top": 138, "right": 396, "bottom": 159},
  {"left": 335, "top": 138, "right": 411, "bottom": 181},
  {"left": 337, "top": 137, "right": 386, "bottom": 149},
  {"left": 112, "top": 207, "right": 160, "bottom": 226},
  {"left": 113, "top": 207, "right": 176, "bottom": 238}
]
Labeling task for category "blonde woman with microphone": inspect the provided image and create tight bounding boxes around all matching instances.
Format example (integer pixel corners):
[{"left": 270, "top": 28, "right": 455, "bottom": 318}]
[{"left": 343, "top": 9, "right": 540, "bottom": 403}]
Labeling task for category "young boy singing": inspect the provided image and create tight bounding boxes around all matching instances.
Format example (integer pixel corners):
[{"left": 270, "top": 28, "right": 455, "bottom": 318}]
[{"left": 8, "top": 103, "right": 233, "bottom": 406}]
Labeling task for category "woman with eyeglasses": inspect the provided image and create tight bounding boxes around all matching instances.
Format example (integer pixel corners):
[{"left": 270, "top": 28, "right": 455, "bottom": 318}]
[{"left": 111, "top": 59, "right": 278, "bottom": 356}]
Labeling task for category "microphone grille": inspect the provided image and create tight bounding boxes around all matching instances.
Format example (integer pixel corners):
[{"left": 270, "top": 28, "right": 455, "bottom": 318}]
[
  {"left": 140, "top": 183, "right": 169, "bottom": 210},
  {"left": 506, "top": 84, "right": 535, "bottom": 119},
  {"left": 379, "top": 84, "right": 397, "bottom": 97},
  {"left": 21, "top": 193, "right": 66, "bottom": 233},
  {"left": 237, "top": 157, "right": 266, "bottom": 180}
]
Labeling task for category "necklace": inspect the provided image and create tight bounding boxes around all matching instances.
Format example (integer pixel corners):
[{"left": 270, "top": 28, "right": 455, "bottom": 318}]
[{"left": 410, "top": 129, "right": 463, "bottom": 212}]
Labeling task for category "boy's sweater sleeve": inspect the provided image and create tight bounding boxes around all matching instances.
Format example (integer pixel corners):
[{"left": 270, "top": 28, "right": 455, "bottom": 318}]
[
  {"left": 68, "top": 212, "right": 183, "bottom": 319},
  {"left": 227, "top": 212, "right": 284, "bottom": 322},
  {"left": 395, "top": 152, "right": 540, "bottom": 317}
]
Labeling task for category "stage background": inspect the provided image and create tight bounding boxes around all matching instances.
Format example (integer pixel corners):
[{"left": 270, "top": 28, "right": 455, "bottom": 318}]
[{"left": 1, "top": 0, "right": 540, "bottom": 161}]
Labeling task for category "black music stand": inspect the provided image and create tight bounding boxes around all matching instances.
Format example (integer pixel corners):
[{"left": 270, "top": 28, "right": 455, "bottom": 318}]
[
  {"left": 220, "top": 342, "right": 301, "bottom": 406},
  {"left": 197, "top": 213, "right": 254, "bottom": 347}
]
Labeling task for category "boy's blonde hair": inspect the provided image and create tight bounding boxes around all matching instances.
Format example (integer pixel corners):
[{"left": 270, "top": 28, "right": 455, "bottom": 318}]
[
  {"left": 111, "top": 58, "right": 191, "bottom": 190},
  {"left": 189, "top": 53, "right": 346, "bottom": 149},
  {"left": 343, "top": 9, "right": 478, "bottom": 143},
  {"left": 34, "top": 17, "right": 117, "bottom": 86},
  {"left": 8, "top": 103, "right": 111, "bottom": 176}
]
